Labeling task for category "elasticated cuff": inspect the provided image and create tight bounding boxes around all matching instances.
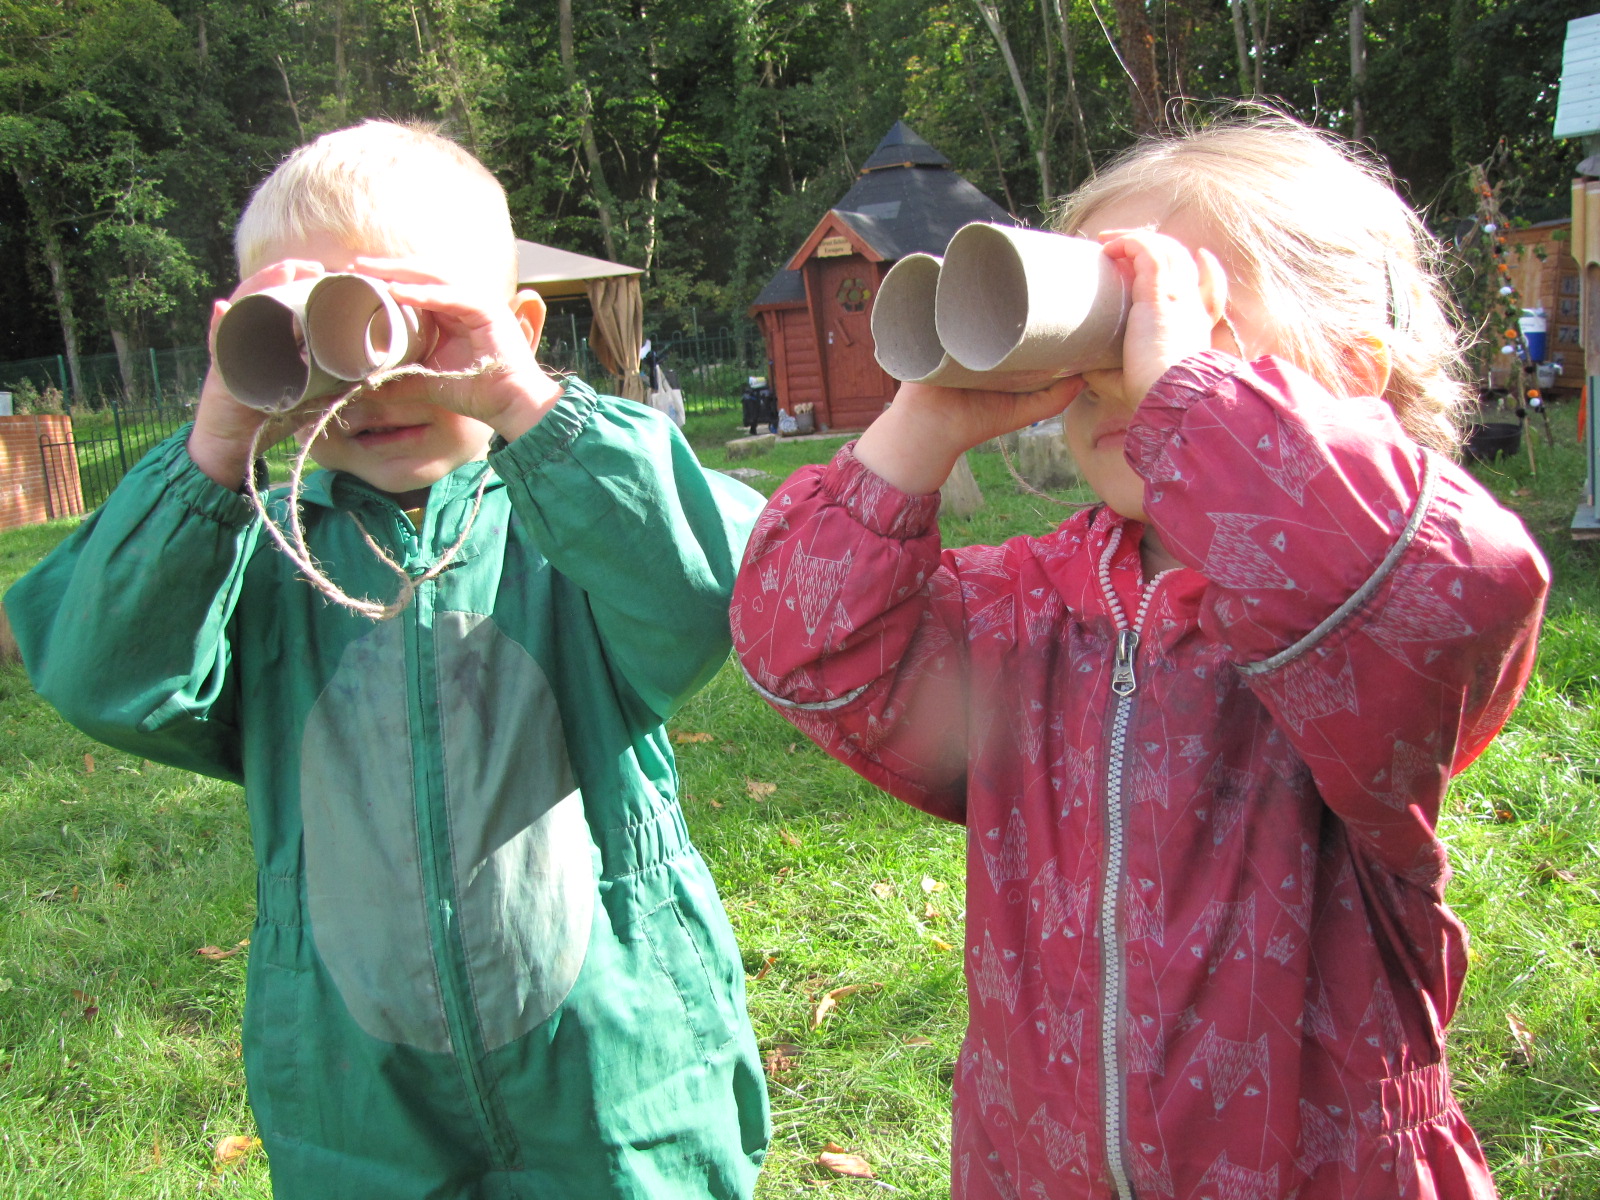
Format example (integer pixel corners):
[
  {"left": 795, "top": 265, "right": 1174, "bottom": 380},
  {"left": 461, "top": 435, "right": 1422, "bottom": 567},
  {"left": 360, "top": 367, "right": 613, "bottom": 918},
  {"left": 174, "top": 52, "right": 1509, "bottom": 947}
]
[
  {"left": 488, "top": 376, "right": 602, "bottom": 479},
  {"left": 154, "top": 425, "right": 256, "bottom": 528},
  {"left": 819, "top": 441, "right": 943, "bottom": 541}
]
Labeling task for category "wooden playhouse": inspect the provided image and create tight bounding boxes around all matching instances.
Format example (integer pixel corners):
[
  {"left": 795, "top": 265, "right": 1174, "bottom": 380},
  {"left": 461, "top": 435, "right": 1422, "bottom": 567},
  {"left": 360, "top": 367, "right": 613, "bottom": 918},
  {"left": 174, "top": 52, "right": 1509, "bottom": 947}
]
[{"left": 749, "top": 122, "right": 1021, "bottom": 431}]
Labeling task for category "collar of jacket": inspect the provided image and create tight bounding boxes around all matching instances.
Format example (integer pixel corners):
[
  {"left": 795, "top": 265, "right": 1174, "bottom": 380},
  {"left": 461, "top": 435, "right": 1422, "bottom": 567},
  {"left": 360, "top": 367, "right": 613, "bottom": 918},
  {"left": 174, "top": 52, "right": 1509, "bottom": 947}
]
[{"left": 295, "top": 454, "right": 506, "bottom": 514}]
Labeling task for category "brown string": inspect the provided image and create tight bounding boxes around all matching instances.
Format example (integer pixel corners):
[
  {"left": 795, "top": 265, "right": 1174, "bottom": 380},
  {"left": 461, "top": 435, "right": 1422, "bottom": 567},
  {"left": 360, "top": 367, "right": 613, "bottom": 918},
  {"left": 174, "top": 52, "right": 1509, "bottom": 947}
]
[{"left": 241, "top": 358, "right": 501, "bottom": 620}]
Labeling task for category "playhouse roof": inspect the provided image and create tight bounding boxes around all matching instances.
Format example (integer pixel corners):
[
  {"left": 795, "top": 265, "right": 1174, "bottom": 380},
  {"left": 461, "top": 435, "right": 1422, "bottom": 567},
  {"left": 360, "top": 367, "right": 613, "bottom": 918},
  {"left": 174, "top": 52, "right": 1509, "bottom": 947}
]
[{"left": 751, "top": 122, "right": 1020, "bottom": 309}]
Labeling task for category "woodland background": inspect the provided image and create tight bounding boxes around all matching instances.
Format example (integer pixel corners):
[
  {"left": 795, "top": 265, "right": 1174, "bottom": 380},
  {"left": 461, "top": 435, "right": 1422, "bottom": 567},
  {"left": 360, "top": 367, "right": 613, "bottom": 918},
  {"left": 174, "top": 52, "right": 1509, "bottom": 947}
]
[{"left": 1, "top": 0, "right": 1595, "bottom": 392}]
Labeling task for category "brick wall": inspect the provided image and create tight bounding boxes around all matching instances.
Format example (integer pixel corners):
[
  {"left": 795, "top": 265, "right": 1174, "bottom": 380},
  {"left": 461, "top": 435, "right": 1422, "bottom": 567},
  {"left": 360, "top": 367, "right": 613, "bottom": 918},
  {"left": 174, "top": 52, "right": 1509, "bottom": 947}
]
[{"left": 0, "top": 414, "right": 83, "bottom": 533}]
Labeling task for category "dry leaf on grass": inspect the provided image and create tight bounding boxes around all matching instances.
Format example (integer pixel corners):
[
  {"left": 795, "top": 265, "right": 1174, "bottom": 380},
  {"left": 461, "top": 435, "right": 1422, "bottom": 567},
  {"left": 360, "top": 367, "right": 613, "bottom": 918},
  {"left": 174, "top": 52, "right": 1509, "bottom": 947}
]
[
  {"left": 213, "top": 1135, "right": 261, "bottom": 1168},
  {"left": 1507, "top": 1010, "right": 1537, "bottom": 1066},
  {"left": 83, "top": 753, "right": 95, "bottom": 774},
  {"left": 811, "top": 983, "right": 875, "bottom": 1030},
  {"left": 903, "top": 1035, "right": 934, "bottom": 1046},
  {"left": 929, "top": 937, "right": 955, "bottom": 952},
  {"left": 671, "top": 730, "right": 715, "bottom": 744},
  {"left": 780, "top": 827, "right": 802, "bottom": 848},
  {"left": 752, "top": 955, "right": 777, "bottom": 981},
  {"left": 763, "top": 1043, "right": 802, "bottom": 1077},
  {"left": 817, "top": 1143, "right": 876, "bottom": 1178},
  {"left": 923, "top": 903, "right": 943, "bottom": 920},
  {"left": 746, "top": 779, "right": 776, "bottom": 800},
  {"left": 197, "top": 940, "right": 250, "bottom": 961},
  {"left": 920, "top": 875, "right": 945, "bottom": 894},
  {"left": 870, "top": 881, "right": 895, "bottom": 900}
]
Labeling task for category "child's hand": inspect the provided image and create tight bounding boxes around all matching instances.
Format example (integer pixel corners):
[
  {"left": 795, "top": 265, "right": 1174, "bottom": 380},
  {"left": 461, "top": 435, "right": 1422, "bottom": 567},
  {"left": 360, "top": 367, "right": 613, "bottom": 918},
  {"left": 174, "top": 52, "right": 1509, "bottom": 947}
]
[
  {"left": 189, "top": 260, "right": 328, "bottom": 490},
  {"left": 352, "top": 258, "right": 563, "bottom": 441},
  {"left": 854, "top": 376, "right": 1083, "bottom": 496},
  {"left": 1096, "top": 229, "right": 1228, "bottom": 403}
]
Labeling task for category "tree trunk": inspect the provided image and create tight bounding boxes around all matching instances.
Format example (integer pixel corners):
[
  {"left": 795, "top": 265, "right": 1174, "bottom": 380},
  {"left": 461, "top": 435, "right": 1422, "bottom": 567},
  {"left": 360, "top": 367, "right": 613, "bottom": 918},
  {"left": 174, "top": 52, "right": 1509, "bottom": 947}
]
[
  {"left": 558, "top": 0, "right": 619, "bottom": 259},
  {"left": 973, "top": 0, "right": 1052, "bottom": 199},
  {"left": 1349, "top": 0, "right": 1367, "bottom": 140},
  {"left": 109, "top": 324, "right": 137, "bottom": 403},
  {"left": 1110, "top": 0, "right": 1162, "bottom": 134},
  {"left": 1049, "top": 0, "right": 1090, "bottom": 189},
  {"left": 275, "top": 54, "right": 305, "bottom": 141},
  {"left": 17, "top": 170, "right": 85, "bottom": 405},
  {"left": 1228, "top": 0, "right": 1254, "bottom": 96},
  {"left": 334, "top": 0, "right": 349, "bottom": 124}
]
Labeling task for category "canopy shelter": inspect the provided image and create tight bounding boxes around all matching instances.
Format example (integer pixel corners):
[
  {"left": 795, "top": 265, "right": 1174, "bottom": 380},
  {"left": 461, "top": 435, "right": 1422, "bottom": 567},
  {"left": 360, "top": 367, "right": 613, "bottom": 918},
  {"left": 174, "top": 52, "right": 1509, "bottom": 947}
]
[
  {"left": 516, "top": 240, "right": 645, "bottom": 402},
  {"left": 749, "top": 121, "right": 1021, "bottom": 431}
]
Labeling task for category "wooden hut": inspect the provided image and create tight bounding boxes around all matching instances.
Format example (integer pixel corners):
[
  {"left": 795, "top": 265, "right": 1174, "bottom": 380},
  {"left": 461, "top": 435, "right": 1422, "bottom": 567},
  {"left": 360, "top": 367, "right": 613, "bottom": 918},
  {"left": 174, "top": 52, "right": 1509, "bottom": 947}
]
[{"left": 749, "top": 122, "right": 1021, "bottom": 431}]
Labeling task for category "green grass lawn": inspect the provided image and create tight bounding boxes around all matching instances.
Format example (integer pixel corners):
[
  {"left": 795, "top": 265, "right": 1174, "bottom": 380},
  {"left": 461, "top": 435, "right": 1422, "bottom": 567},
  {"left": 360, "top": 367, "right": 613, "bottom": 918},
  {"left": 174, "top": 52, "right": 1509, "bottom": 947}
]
[{"left": 2, "top": 402, "right": 1597, "bottom": 1197}]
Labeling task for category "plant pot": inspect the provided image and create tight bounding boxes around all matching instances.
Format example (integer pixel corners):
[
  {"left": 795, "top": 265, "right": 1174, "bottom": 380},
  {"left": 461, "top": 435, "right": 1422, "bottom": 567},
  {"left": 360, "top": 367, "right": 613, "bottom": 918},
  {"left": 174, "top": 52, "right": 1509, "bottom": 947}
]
[{"left": 1463, "top": 420, "right": 1521, "bottom": 464}]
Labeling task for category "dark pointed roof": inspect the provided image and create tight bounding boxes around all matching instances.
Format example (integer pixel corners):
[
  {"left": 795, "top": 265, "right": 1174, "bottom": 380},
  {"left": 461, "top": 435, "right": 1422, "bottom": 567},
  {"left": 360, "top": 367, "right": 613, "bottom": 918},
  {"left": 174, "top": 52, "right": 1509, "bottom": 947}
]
[
  {"left": 860, "top": 120, "right": 951, "bottom": 172},
  {"left": 752, "top": 122, "right": 1022, "bottom": 309}
]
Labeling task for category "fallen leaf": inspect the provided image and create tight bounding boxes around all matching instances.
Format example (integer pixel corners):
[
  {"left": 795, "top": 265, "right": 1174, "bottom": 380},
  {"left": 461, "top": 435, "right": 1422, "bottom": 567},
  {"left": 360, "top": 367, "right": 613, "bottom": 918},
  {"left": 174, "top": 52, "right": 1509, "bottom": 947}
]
[
  {"left": 817, "top": 1143, "right": 875, "bottom": 1179},
  {"left": 1534, "top": 861, "right": 1577, "bottom": 885},
  {"left": 197, "top": 940, "right": 250, "bottom": 961},
  {"left": 929, "top": 937, "right": 955, "bottom": 952},
  {"left": 920, "top": 875, "right": 945, "bottom": 894},
  {"left": 1507, "top": 1011, "right": 1537, "bottom": 1066},
  {"left": 780, "top": 826, "right": 802, "bottom": 848},
  {"left": 746, "top": 779, "right": 776, "bottom": 800},
  {"left": 0, "top": 978, "right": 12, "bottom": 992},
  {"left": 72, "top": 989, "right": 96, "bottom": 1005},
  {"left": 764, "top": 1047, "right": 795, "bottom": 1077},
  {"left": 923, "top": 903, "right": 943, "bottom": 921},
  {"left": 903, "top": 1035, "right": 934, "bottom": 1046},
  {"left": 213, "top": 1135, "right": 262, "bottom": 1168},
  {"left": 671, "top": 730, "right": 715, "bottom": 744},
  {"left": 811, "top": 983, "right": 872, "bottom": 1030},
  {"left": 870, "top": 881, "right": 895, "bottom": 900},
  {"left": 753, "top": 955, "right": 777, "bottom": 981},
  {"left": 708, "top": 798, "right": 724, "bottom": 809},
  {"left": 83, "top": 753, "right": 95, "bottom": 774},
  {"left": 787, "top": 743, "right": 799, "bottom": 754}
]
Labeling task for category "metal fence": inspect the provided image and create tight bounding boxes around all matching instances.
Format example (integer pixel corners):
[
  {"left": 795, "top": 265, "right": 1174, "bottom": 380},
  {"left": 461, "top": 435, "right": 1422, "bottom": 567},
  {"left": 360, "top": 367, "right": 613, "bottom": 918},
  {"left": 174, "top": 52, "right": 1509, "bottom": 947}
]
[{"left": 5, "top": 321, "right": 766, "bottom": 511}]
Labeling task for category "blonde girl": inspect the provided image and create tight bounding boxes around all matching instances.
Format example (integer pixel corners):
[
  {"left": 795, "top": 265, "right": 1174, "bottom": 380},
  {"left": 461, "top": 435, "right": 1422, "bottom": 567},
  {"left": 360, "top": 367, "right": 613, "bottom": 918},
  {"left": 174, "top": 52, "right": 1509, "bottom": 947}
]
[{"left": 731, "top": 109, "right": 1547, "bottom": 1199}]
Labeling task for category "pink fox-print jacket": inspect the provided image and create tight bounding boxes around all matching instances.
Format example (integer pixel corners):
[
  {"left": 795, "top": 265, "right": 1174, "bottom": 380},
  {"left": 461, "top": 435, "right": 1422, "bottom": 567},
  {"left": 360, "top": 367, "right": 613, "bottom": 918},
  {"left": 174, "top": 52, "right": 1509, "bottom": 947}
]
[{"left": 732, "top": 351, "right": 1549, "bottom": 1200}]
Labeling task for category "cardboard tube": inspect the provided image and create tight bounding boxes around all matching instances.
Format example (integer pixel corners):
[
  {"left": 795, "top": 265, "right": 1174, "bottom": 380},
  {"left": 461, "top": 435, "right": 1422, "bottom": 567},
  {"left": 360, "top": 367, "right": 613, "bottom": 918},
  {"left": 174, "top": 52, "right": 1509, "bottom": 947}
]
[
  {"left": 304, "top": 274, "right": 435, "bottom": 381},
  {"left": 214, "top": 274, "right": 437, "bottom": 413},
  {"left": 214, "top": 278, "right": 342, "bottom": 413},
  {"left": 872, "top": 254, "right": 1058, "bottom": 391},
  {"left": 935, "top": 223, "right": 1126, "bottom": 377}
]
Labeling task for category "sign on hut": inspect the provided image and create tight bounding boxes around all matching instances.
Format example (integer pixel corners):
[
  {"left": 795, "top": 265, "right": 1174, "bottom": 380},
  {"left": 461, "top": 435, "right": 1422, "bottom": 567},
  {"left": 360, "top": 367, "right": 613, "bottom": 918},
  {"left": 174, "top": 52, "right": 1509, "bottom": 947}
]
[{"left": 749, "top": 122, "right": 1022, "bottom": 432}]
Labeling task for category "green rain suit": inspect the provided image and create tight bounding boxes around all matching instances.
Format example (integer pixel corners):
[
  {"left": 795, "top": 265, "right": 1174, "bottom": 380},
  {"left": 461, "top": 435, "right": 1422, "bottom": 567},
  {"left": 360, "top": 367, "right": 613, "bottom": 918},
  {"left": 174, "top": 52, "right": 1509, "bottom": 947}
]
[{"left": 6, "top": 380, "right": 771, "bottom": 1200}]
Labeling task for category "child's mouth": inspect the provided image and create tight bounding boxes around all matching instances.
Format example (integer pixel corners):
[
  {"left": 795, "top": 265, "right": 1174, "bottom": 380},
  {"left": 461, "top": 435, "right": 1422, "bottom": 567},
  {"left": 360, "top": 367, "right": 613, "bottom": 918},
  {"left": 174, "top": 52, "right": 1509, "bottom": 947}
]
[{"left": 351, "top": 424, "right": 426, "bottom": 446}]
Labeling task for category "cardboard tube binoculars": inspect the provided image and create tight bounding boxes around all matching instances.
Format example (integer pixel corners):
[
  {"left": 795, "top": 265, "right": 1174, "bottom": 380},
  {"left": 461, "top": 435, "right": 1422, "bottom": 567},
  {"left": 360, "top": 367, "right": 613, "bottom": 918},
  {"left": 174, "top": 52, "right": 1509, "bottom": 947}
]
[
  {"left": 871, "top": 223, "right": 1128, "bottom": 392},
  {"left": 215, "top": 274, "right": 437, "bottom": 413}
]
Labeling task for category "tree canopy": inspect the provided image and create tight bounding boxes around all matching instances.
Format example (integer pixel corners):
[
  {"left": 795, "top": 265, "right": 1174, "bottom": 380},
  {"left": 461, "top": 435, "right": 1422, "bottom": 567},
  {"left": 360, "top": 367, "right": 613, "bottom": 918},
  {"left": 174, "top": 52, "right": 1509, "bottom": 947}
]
[{"left": 0, "top": 0, "right": 1590, "bottom": 374}]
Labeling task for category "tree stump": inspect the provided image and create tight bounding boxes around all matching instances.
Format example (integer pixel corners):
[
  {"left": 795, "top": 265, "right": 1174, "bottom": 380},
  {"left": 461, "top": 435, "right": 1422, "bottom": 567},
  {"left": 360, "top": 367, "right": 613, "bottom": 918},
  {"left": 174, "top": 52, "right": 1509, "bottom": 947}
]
[
  {"left": 1013, "top": 417, "right": 1081, "bottom": 491},
  {"left": 940, "top": 452, "right": 984, "bottom": 519}
]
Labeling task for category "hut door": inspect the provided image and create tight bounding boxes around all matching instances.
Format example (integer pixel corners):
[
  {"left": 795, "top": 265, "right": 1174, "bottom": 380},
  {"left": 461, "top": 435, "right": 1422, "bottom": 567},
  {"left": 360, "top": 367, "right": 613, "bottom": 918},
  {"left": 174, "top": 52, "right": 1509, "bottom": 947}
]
[{"left": 817, "top": 257, "right": 891, "bottom": 429}]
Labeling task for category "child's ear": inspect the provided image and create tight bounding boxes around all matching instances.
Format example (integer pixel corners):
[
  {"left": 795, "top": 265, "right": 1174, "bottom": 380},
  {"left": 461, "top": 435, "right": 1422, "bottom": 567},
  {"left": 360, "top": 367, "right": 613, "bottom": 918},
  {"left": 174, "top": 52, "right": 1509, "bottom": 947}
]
[
  {"left": 1345, "top": 331, "right": 1392, "bottom": 399},
  {"left": 511, "top": 290, "right": 548, "bottom": 348}
]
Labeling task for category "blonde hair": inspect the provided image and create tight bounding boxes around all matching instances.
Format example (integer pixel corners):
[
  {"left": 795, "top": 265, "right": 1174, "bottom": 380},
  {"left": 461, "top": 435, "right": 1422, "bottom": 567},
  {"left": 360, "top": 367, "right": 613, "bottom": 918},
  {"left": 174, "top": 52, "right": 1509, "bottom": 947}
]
[
  {"left": 1051, "top": 108, "right": 1469, "bottom": 455},
  {"left": 235, "top": 120, "right": 517, "bottom": 294}
]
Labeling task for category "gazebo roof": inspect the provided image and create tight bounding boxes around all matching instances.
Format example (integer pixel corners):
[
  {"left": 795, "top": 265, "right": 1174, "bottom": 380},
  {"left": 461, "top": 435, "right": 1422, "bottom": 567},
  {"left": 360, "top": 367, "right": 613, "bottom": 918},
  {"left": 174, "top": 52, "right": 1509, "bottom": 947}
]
[{"left": 516, "top": 239, "right": 642, "bottom": 300}]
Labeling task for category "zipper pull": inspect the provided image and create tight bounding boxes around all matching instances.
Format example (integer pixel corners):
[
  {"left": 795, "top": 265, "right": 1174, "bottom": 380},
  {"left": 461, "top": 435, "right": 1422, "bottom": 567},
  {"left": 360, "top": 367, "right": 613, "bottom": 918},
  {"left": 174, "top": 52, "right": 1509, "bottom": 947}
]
[{"left": 1112, "top": 629, "right": 1139, "bottom": 697}]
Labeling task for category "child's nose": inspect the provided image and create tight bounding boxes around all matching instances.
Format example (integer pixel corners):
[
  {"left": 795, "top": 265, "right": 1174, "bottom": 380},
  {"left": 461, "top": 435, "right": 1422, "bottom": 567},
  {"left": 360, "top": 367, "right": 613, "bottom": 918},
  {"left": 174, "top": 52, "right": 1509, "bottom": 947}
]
[{"left": 1078, "top": 367, "right": 1129, "bottom": 406}]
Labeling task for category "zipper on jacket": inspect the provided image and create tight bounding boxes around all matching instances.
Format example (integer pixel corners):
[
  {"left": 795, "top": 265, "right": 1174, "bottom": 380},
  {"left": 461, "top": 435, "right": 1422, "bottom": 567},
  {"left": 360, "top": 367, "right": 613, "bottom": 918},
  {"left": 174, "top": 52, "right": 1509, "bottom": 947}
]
[
  {"left": 398, "top": 502, "right": 520, "bottom": 1166},
  {"left": 1094, "top": 527, "right": 1173, "bottom": 1200}
]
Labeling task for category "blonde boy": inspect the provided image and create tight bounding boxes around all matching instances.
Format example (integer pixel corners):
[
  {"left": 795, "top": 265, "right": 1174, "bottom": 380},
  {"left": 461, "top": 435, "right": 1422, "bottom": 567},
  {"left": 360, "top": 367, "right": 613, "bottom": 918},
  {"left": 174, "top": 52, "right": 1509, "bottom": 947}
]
[{"left": 7, "top": 121, "right": 770, "bottom": 1200}]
